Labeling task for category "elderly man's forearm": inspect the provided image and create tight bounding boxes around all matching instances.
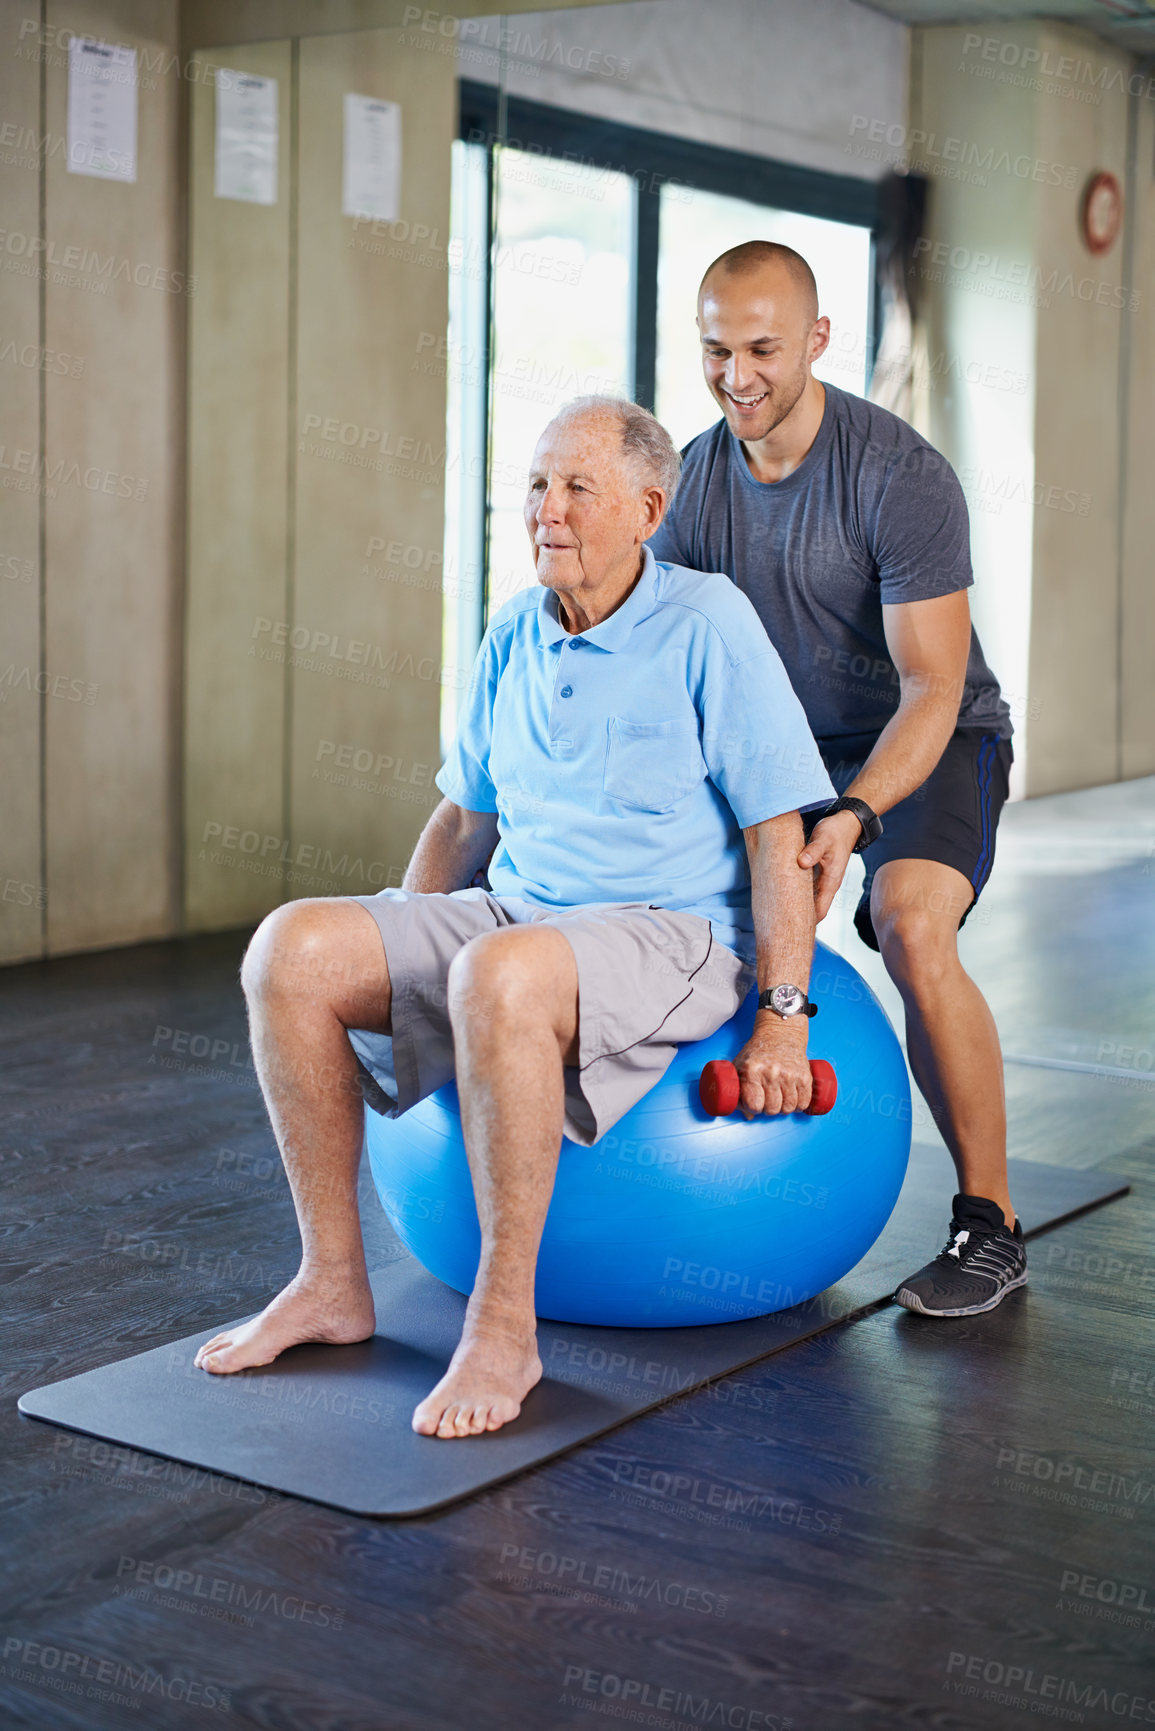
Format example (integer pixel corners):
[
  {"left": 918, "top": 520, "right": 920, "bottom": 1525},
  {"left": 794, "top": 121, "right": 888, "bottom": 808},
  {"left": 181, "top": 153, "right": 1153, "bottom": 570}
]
[
  {"left": 403, "top": 798, "right": 498, "bottom": 894},
  {"left": 745, "top": 815, "right": 816, "bottom": 994}
]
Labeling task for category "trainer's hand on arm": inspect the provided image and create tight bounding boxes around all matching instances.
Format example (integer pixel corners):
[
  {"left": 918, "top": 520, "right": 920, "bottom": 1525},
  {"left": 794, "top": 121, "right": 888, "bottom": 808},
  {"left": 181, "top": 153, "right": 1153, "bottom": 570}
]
[
  {"left": 798, "top": 808, "right": 861, "bottom": 923},
  {"left": 798, "top": 591, "right": 972, "bottom": 920},
  {"left": 402, "top": 798, "right": 499, "bottom": 895},
  {"left": 734, "top": 810, "right": 816, "bottom": 1117}
]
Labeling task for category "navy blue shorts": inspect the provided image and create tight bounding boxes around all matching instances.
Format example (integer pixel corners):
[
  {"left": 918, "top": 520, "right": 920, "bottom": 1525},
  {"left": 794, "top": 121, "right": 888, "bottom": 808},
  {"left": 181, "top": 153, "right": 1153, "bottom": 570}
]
[{"left": 807, "top": 728, "right": 1013, "bottom": 953}]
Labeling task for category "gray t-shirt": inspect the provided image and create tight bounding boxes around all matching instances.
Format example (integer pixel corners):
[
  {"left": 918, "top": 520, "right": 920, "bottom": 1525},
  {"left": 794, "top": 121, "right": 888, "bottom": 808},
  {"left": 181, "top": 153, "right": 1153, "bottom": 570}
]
[{"left": 648, "top": 384, "right": 1012, "bottom": 744}]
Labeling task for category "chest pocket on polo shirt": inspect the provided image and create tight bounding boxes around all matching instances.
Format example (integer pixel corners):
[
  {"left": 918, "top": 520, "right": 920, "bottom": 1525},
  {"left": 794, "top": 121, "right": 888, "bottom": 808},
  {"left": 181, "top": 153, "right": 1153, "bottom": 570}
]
[{"left": 603, "top": 717, "right": 708, "bottom": 813}]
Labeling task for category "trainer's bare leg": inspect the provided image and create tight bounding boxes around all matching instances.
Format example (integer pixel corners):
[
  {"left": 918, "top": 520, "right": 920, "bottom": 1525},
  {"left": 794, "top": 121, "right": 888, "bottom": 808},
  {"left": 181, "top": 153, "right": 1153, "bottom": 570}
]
[
  {"left": 870, "top": 858, "right": 1015, "bottom": 1229},
  {"left": 194, "top": 899, "right": 391, "bottom": 1374},
  {"left": 412, "top": 925, "right": 579, "bottom": 1439}
]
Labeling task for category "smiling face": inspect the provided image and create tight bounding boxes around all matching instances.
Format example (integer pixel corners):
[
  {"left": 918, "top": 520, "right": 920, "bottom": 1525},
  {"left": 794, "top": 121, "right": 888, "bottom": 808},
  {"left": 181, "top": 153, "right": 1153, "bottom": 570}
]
[
  {"left": 524, "top": 410, "right": 664, "bottom": 626},
  {"left": 697, "top": 265, "right": 828, "bottom": 445}
]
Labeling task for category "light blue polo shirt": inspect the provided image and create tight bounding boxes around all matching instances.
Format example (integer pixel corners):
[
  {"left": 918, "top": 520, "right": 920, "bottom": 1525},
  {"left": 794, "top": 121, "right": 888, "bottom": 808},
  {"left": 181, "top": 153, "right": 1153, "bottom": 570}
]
[{"left": 436, "top": 546, "right": 835, "bottom": 963}]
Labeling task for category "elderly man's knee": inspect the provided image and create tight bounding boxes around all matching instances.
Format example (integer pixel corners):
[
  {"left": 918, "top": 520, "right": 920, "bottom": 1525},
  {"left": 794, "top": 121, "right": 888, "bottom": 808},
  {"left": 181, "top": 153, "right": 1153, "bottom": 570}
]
[
  {"left": 447, "top": 929, "right": 546, "bottom": 1027},
  {"left": 240, "top": 900, "right": 337, "bottom": 1004}
]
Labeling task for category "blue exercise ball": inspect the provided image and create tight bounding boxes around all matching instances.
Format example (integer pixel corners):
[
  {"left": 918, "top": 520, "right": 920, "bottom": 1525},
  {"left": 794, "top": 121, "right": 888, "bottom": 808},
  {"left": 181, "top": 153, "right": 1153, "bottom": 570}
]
[{"left": 364, "top": 938, "right": 911, "bottom": 1327}]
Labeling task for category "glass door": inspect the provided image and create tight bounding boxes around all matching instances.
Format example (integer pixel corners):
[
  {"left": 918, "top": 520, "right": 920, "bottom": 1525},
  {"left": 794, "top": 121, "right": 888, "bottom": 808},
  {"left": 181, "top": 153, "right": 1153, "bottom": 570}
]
[
  {"left": 441, "top": 140, "right": 636, "bottom": 750},
  {"left": 485, "top": 146, "right": 636, "bottom": 617},
  {"left": 441, "top": 101, "right": 877, "bottom": 753}
]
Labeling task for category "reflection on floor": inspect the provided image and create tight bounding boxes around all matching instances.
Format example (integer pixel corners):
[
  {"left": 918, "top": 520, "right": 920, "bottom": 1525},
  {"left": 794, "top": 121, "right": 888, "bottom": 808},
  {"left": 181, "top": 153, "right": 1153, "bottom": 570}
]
[
  {"left": 1, "top": 777, "right": 1152, "bottom": 1731},
  {"left": 822, "top": 774, "right": 1155, "bottom": 1167}
]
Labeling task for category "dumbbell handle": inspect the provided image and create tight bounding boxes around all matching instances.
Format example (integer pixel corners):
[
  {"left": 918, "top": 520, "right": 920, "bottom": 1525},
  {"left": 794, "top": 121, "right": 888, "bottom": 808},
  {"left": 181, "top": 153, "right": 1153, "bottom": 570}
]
[{"left": 699, "top": 1057, "right": 838, "bottom": 1118}]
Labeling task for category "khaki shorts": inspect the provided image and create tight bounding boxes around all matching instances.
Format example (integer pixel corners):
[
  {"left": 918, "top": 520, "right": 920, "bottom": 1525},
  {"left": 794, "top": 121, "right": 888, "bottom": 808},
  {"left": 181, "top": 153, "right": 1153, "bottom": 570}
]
[{"left": 345, "top": 887, "right": 755, "bottom": 1147}]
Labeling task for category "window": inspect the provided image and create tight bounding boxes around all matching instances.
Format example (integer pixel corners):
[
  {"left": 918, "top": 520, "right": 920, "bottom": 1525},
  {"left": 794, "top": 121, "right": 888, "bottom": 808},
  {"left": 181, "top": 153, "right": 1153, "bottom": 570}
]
[
  {"left": 442, "top": 86, "right": 880, "bottom": 751},
  {"left": 486, "top": 147, "right": 635, "bottom": 618}
]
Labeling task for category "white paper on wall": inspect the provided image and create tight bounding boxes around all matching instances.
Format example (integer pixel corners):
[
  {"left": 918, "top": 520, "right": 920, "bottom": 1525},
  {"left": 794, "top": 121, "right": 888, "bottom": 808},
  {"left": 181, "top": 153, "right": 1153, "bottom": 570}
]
[
  {"left": 342, "top": 94, "right": 401, "bottom": 223},
  {"left": 214, "top": 70, "right": 279, "bottom": 205},
  {"left": 67, "top": 38, "right": 137, "bottom": 182}
]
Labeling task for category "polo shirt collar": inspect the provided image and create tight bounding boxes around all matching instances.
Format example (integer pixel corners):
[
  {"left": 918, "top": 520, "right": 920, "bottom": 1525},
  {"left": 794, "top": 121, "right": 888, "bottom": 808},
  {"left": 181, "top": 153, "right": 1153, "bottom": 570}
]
[{"left": 536, "top": 545, "right": 659, "bottom": 652}]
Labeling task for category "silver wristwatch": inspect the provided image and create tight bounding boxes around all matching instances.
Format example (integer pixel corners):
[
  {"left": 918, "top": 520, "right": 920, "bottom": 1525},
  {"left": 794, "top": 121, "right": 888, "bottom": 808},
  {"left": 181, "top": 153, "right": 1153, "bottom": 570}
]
[{"left": 757, "top": 984, "right": 818, "bottom": 1019}]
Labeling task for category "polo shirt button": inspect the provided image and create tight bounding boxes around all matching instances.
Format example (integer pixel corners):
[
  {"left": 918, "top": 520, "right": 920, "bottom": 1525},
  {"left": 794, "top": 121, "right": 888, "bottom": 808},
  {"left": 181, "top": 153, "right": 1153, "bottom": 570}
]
[
  {"left": 560, "top": 685, "right": 573, "bottom": 698},
  {"left": 569, "top": 639, "right": 582, "bottom": 650}
]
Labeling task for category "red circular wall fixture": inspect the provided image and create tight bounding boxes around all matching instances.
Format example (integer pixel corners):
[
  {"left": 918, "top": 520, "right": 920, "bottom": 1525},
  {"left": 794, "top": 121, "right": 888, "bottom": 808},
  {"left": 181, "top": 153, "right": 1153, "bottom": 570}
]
[{"left": 1081, "top": 171, "right": 1122, "bottom": 256}]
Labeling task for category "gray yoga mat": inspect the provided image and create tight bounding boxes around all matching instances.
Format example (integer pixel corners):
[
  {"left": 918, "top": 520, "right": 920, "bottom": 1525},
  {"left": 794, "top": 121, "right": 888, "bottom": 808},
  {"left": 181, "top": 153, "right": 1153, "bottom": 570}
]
[{"left": 19, "top": 1148, "right": 1129, "bottom": 1517}]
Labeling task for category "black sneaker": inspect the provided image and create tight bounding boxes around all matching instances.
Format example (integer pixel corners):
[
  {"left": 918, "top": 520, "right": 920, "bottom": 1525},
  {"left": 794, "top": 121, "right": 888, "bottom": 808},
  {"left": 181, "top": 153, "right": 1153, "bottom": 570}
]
[{"left": 895, "top": 1193, "right": 1027, "bottom": 1317}]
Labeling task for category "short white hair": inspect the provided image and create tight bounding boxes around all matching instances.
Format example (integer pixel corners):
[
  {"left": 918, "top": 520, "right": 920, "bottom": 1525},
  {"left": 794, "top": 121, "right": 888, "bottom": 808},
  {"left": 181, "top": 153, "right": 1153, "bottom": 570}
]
[{"left": 549, "top": 394, "right": 682, "bottom": 501}]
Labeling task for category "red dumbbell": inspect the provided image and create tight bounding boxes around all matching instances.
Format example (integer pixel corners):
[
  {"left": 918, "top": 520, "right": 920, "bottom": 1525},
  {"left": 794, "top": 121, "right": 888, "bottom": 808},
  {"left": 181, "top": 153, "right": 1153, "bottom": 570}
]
[{"left": 699, "top": 1057, "right": 838, "bottom": 1118}]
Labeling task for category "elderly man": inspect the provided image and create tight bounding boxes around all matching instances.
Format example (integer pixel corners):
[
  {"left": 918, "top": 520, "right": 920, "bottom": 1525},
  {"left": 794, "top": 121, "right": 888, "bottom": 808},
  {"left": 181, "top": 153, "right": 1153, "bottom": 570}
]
[{"left": 194, "top": 395, "right": 835, "bottom": 1439}]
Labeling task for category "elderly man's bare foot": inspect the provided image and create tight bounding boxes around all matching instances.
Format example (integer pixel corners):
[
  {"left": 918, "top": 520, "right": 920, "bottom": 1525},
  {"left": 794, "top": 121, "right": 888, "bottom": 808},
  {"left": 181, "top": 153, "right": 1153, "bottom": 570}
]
[
  {"left": 412, "top": 1320, "right": 542, "bottom": 1438},
  {"left": 193, "top": 1270, "right": 376, "bottom": 1374}
]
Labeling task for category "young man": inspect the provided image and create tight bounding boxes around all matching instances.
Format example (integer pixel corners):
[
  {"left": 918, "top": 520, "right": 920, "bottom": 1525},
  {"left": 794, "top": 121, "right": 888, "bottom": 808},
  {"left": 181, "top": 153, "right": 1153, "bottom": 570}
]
[{"left": 648, "top": 241, "right": 1025, "bottom": 1319}]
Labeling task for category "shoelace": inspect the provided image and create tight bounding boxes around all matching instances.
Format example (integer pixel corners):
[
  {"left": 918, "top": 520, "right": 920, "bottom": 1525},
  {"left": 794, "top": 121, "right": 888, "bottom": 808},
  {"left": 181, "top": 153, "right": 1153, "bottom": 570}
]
[{"left": 934, "top": 1221, "right": 1008, "bottom": 1266}]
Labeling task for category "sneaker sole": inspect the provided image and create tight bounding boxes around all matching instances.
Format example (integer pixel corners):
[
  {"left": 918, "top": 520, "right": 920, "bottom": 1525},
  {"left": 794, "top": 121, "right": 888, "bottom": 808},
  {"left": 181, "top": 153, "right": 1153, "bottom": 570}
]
[{"left": 893, "top": 1271, "right": 1028, "bottom": 1318}]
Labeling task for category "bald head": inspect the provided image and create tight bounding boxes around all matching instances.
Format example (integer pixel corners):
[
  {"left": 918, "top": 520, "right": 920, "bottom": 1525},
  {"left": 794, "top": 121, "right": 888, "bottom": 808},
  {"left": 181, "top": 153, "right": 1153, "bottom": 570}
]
[
  {"left": 700, "top": 241, "right": 819, "bottom": 327},
  {"left": 694, "top": 241, "right": 828, "bottom": 447}
]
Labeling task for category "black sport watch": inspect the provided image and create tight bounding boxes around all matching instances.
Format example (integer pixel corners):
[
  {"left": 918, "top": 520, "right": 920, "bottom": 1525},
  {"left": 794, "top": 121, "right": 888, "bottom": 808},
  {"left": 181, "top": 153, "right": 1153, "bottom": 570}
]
[
  {"left": 757, "top": 984, "right": 817, "bottom": 1019},
  {"left": 823, "top": 795, "right": 883, "bottom": 853}
]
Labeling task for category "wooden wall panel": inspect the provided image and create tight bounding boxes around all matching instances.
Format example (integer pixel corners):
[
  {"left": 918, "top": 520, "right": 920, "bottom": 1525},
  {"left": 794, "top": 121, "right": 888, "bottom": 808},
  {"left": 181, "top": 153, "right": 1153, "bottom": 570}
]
[
  {"left": 913, "top": 20, "right": 1151, "bottom": 799},
  {"left": 0, "top": 5, "right": 46, "bottom": 962},
  {"left": 184, "top": 42, "right": 292, "bottom": 929},
  {"left": 288, "top": 29, "right": 452, "bottom": 901},
  {"left": 910, "top": 25, "right": 1038, "bottom": 801},
  {"left": 42, "top": 0, "right": 184, "bottom": 953},
  {"left": 1027, "top": 24, "right": 1130, "bottom": 797},
  {"left": 1119, "top": 86, "right": 1155, "bottom": 782}
]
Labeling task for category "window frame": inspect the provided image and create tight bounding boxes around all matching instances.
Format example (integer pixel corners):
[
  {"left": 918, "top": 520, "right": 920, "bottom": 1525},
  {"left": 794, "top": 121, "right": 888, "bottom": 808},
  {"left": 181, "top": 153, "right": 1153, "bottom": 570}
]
[
  {"left": 459, "top": 77, "right": 884, "bottom": 414},
  {"left": 446, "top": 79, "right": 883, "bottom": 679}
]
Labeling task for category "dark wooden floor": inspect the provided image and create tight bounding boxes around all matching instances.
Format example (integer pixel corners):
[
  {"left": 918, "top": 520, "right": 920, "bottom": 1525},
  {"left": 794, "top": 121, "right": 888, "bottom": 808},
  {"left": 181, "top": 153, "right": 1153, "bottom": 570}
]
[{"left": 2, "top": 780, "right": 1154, "bottom": 1731}]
